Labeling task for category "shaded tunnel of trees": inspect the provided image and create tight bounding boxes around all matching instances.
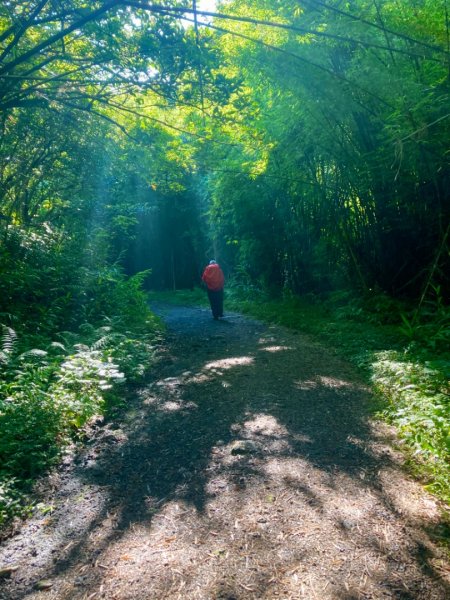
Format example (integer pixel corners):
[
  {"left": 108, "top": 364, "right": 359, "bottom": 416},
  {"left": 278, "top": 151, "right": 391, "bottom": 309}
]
[{"left": 1, "top": 0, "right": 449, "bottom": 303}]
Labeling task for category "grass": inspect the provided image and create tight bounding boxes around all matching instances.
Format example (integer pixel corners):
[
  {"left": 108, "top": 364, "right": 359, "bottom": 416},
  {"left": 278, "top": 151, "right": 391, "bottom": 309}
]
[{"left": 149, "top": 288, "right": 208, "bottom": 307}]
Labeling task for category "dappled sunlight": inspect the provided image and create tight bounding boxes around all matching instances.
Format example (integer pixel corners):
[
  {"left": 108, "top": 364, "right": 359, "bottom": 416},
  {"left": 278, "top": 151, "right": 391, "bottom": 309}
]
[
  {"left": 294, "top": 379, "right": 318, "bottom": 390},
  {"left": 227, "top": 413, "right": 293, "bottom": 456},
  {"left": 263, "top": 456, "right": 333, "bottom": 508},
  {"left": 258, "top": 335, "right": 278, "bottom": 345},
  {"left": 138, "top": 386, "right": 198, "bottom": 413},
  {"left": 242, "top": 413, "right": 289, "bottom": 438},
  {"left": 155, "top": 375, "right": 185, "bottom": 390},
  {"left": 292, "top": 432, "right": 313, "bottom": 444},
  {"left": 259, "top": 345, "right": 293, "bottom": 353},
  {"left": 187, "top": 372, "right": 210, "bottom": 384},
  {"left": 203, "top": 356, "right": 254, "bottom": 370},
  {"left": 17, "top": 437, "right": 446, "bottom": 599},
  {"left": 153, "top": 356, "right": 257, "bottom": 389},
  {"left": 160, "top": 400, "right": 184, "bottom": 412},
  {"left": 318, "top": 375, "right": 355, "bottom": 388},
  {"left": 3, "top": 303, "right": 448, "bottom": 600},
  {"left": 294, "top": 375, "right": 360, "bottom": 391},
  {"left": 377, "top": 467, "right": 442, "bottom": 525}
]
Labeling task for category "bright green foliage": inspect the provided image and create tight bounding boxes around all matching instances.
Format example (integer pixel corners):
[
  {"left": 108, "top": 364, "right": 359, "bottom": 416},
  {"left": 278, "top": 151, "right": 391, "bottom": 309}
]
[
  {"left": 0, "top": 477, "right": 33, "bottom": 526},
  {"left": 52, "top": 347, "right": 125, "bottom": 427},
  {"left": 0, "top": 1, "right": 202, "bottom": 115},
  {"left": 373, "top": 351, "right": 450, "bottom": 500},
  {"left": 0, "top": 361, "right": 63, "bottom": 477},
  {"left": 0, "top": 198, "right": 162, "bottom": 527},
  {"left": 191, "top": 0, "right": 450, "bottom": 299},
  {"left": 0, "top": 312, "right": 161, "bottom": 526}
]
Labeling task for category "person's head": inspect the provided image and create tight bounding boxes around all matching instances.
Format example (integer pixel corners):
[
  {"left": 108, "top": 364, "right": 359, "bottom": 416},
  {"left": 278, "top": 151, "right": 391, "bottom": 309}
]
[{"left": 209, "top": 260, "right": 217, "bottom": 265}]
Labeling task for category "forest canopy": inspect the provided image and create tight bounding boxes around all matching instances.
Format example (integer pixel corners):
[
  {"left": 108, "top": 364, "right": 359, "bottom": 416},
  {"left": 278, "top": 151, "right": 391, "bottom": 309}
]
[{"left": 1, "top": 0, "right": 449, "bottom": 299}]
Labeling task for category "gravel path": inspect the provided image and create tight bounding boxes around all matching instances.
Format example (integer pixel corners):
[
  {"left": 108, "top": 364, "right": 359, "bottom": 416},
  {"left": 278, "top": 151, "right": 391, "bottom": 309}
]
[{"left": 0, "top": 304, "right": 449, "bottom": 599}]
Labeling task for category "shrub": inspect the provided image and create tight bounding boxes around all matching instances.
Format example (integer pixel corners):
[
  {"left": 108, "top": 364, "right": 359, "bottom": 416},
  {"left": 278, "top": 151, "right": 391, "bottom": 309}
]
[
  {"left": 0, "top": 229, "right": 162, "bottom": 529},
  {"left": 0, "top": 478, "right": 32, "bottom": 527}
]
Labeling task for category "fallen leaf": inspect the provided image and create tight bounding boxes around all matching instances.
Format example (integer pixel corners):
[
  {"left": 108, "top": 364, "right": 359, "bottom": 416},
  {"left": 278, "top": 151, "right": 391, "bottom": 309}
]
[
  {"left": 164, "top": 536, "right": 176, "bottom": 544},
  {"left": 0, "top": 566, "right": 19, "bottom": 578},
  {"left": 35, "top": 579, "right": 53, "bottom": 590}
]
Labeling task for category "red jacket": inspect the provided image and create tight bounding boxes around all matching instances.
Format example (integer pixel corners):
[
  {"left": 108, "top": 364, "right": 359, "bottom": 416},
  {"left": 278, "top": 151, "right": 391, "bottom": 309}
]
[{"left": 202, "top": 264, "right": 224, "bottom": 291}]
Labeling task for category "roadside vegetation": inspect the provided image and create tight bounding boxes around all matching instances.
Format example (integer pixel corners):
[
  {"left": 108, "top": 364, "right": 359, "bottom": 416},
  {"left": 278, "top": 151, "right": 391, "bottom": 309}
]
[{"left": 0, "top": 227, "right": 162, "bottom": 529}]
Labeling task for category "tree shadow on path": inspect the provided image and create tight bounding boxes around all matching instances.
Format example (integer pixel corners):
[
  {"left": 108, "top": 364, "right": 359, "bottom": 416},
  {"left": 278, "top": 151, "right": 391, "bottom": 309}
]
[{"left": 1, "top": 304, "right": 448, "bottom": 600}]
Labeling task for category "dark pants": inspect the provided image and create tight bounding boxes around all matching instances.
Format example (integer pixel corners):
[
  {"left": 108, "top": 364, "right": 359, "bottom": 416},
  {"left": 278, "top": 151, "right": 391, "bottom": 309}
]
[{"left": 207, "top": 288, "right": 224, "bottom": 319}]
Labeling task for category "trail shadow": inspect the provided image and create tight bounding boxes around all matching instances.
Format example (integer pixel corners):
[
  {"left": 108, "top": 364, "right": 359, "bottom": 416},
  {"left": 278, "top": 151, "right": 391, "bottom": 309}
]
[{"left": 7, "top": 304, "right": 448, "bottom": 599}]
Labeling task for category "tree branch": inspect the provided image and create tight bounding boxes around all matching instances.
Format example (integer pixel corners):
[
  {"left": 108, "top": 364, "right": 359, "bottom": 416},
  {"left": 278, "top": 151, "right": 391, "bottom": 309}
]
[
  {"left": 0, "top": 0, "right": 50, "bottom": 63},
  {"left": 0, "top": 0, "right": 121, "bottom": 76}
]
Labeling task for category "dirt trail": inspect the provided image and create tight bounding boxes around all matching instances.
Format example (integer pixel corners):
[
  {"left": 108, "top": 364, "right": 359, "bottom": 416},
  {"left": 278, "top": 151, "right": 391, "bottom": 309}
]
[{"left": 0, "top": 304, "right": 449, "bottom": 600}]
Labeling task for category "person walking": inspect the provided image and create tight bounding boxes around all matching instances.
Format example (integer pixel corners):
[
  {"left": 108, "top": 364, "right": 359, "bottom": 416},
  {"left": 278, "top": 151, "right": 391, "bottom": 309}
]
[{"left": 201, "top": 260, "right": 225, "bottom": 320}]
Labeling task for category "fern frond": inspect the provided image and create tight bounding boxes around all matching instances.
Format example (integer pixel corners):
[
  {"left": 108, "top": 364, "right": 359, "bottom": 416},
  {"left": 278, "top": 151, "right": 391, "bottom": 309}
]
[
  {"left": 1, "top": 325, "right": 17, "bottom": 355},
  {"left": 103, "top": 316, "right": 124, "bottom": 327},
  {"left": 79, "top": 323, "right": 96, "bottom": 335},
  {"left": 97, "top": 326, "right": 113, "bottom": 335},
  {"left": 19, "top": 349, "right": 48, "bottom": 360},
  {"left": 92, "top": 333, "right": 125, "bottom": 350},
  {"left": 49, "top": 341, "right": 66, "bottom": 351},
  {"left": 74, "top": 343, "right": 89, "bottom": 351},
  {"left": 57, "top": 331, "right": 79, "bottom": 346}
]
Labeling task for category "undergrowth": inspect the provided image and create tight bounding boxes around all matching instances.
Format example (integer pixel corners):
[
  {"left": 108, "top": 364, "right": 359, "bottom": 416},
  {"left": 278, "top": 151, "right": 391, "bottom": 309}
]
[{"left": 0, "top": 226, "right": 163, "bottom": 529}]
